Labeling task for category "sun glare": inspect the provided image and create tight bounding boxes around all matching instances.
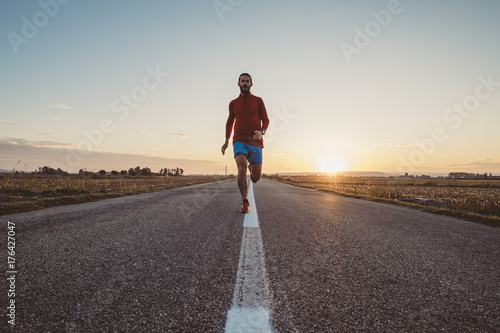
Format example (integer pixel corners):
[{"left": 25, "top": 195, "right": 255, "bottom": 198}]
[{"left": 317, "top": 155, "right": 349, "bottom": 174}]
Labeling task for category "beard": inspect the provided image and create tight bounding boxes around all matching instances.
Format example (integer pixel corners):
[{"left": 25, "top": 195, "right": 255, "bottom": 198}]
[{"left": 240, "top": 85, "right": 250, "bottom": 95}]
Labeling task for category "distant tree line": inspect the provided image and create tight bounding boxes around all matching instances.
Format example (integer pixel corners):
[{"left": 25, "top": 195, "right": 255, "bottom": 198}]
[
  {"left": 30, "top": 166, "right": 184, "bottom": 176},
  {"left": 448, "top": 172, "right": 499, "bottom": 179},
  {"left": 159, "top": 168, "right": 184, "bottom": 176},
  {"left": 34, "top": 166, "right": 69, "bottom": 175},
  {"left": 78, "top": 166, "right": 184, "bottom": 177}
]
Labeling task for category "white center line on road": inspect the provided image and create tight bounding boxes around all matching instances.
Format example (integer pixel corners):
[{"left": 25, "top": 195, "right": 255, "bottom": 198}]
[
  {"left": 225, "top": 179, "right": 274, "bottom": 333},
  {"left": 243, "top": 177, "right": 259, "bottom": 228}
]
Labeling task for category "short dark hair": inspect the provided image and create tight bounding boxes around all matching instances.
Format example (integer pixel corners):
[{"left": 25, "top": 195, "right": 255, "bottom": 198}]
[{"left": 239, "top": 73, "right": 252, "bottom": 83}]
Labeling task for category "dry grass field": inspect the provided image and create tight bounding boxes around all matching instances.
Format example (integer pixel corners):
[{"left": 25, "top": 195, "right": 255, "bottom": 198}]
[
  {"left": 3, "top": 173, "right": 499, "bottom": 227},
  {"left": 268, "top": 175, "right": 500, "bottom": 227},
  {"left": 0, "top": 173, "right": 234, "bottom": 216}
]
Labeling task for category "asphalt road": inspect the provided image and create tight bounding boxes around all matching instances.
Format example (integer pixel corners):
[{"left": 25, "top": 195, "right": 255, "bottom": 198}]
[{"left": 1, "top": 179, "right": 499, "bottom": 332}]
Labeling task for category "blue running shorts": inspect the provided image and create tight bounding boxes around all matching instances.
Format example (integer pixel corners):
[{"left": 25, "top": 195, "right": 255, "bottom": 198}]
[{"left": 233, "top": 141, "right": 263, "bottom": 165}]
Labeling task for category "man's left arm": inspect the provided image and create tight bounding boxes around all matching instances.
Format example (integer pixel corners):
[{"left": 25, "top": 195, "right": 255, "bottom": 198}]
[
  {"left": 258, "top": 97, "right": 269, "bottom": 133},
  {"left": 252, "top": 97, "right": 269, "bottom": 141}
]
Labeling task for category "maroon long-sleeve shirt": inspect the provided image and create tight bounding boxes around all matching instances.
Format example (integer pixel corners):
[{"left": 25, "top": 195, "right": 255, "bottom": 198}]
[{"left": 225, "top": 93, "right": 270, "bottom": 148}]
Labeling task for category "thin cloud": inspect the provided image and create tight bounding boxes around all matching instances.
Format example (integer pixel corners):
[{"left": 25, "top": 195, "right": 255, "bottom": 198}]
[
  {"left": 172, "top": 133, "right": 190, "bottom": 138},
  {"left": 447, "top": 159, "right": 498, "bottom": 167},
  {"left": 34, "top": 132, "right": 57, "bottom": 136},
  {"left": 33, "top": 128, "right": 77, "bottom": 136},
  {"left": 46, "top": 104, "right": 71, "bottom": 109},
  {"left": 380, "top": 142, "right": 417, "bottom": 149},
  {"left": 134, "top": 130, "right": 154, "bottom": 137},
  {"left": 0, "top": 120, "right": 19, "bottom": 126},
  {"left": 43, "top": 128, "right": 76, "bottom": 133},
  {"left": 1, "top": 138, "right": 76, "bottom": 149},
  {"left": 0, "top": 139, "right": 224, "bottom": 174},
  {"left": 395, "top": 142, "right": 415, "bottom": 146}
]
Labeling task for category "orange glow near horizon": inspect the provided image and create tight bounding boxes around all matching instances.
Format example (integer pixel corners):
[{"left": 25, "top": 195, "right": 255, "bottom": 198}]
[{"left": 316, "top": 155, "right": 349, "bottom": 174}]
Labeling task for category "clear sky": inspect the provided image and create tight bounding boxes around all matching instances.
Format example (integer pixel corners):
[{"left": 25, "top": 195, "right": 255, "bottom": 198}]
[{"left": 1, "top": 0, "right": 499, "bottom": 175}]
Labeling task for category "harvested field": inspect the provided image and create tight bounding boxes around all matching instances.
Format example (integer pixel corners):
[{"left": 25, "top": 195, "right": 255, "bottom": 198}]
[
  {"left": 268, "top": 175, "right": 500, "bottom": 227},
  {"left": 0, "top": 174, "right": 233, "bottom": 215}
]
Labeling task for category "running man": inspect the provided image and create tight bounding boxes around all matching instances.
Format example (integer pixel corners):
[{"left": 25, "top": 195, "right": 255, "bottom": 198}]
[{"left": 221, "top": 73, "right": 270, "bottom": 213}]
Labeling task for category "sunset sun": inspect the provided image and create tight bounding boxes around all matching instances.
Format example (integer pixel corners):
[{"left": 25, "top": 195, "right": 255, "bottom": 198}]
[{"left": 317, "top": 155, "right": 349, "bottom": 174}]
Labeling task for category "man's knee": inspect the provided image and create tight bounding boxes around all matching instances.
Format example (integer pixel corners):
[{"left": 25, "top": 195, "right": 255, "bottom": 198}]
[
  {"left": 235, "top": 156, "right": 247, "bottom": 172},
  {"left": 237, "top": 164, "right": 247, "bottom": 174}
]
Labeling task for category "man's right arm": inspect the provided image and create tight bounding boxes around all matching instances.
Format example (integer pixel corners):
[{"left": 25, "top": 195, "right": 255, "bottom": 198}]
[
  {"left": 221, "top": 137, "right": 229, "bottom": 155},
  {"left": 222, "top": 102, "right": 235, "bottom": 155}
]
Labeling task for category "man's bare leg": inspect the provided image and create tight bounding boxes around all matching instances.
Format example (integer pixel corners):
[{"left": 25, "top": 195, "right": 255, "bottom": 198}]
[{"left": 235, "top": 154, "right": 249, "bottom": 200}]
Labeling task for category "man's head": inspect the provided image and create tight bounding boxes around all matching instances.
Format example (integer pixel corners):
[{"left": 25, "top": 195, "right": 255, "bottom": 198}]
[{"left": 238, "top": 73, "right": 252, "bottom": 95}]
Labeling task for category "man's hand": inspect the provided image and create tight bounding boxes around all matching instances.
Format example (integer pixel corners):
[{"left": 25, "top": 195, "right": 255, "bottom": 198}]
[
  {"left": 221, "top": 140, "right": 229, "bottom": 155},
  {"left": 252, "top": 130, "right": 263, "bottom": 141}
]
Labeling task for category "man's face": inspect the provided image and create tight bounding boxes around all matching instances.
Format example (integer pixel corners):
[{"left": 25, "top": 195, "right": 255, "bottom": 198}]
[{"left": 238, "top": 75, "right": 252, "bottom": 94}]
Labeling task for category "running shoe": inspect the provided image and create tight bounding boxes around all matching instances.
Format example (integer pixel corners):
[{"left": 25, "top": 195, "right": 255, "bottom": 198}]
[{"left": 239, "top": 201, "right": 250, "bottom": 213}]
